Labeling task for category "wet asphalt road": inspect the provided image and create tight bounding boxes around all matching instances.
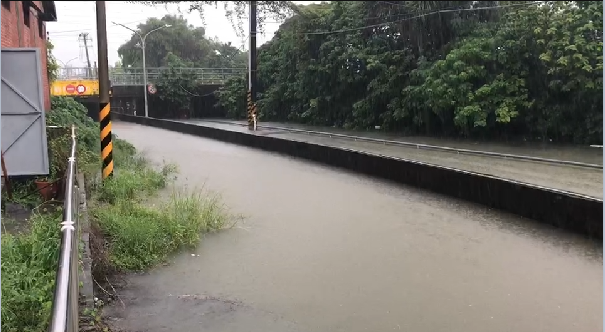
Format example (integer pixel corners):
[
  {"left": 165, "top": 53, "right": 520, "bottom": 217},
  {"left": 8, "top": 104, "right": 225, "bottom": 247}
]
[
  {"left": 108, "top": 122, "right": 602, "bottom": 332},
  {"left": 202, "top": 119, "right": 604, "bottom": 165},
  {"left": 183, "top": 119, "right": 603, "bottom": 198}
]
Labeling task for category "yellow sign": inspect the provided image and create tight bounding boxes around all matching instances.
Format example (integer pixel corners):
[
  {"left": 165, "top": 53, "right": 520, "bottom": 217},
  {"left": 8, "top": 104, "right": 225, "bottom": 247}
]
[{"left": 51, "top": 80, "right": 100, "bottom": 97}]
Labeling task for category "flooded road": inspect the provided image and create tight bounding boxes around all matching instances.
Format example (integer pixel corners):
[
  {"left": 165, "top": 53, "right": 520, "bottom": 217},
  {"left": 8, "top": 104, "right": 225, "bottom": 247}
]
[
  {"left": 109, "top": 122, "right": 602, "bottom": 332},
  {"left": 183, "top": 120, "right": 604, "bottom": 198}
]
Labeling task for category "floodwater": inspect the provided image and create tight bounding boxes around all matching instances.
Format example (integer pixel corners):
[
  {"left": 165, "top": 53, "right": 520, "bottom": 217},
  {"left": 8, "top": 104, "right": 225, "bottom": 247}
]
[
  {"left": 186, "top": 119, "right": 604, "bottom": 198},
  {"left": 108, "top": 122, "right": 602, "bottom": 332}
]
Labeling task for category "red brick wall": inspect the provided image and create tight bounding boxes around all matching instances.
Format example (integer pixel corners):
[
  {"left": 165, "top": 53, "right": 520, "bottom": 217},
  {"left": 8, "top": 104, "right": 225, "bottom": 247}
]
[{"left": 1, "top": 1, "right": 51, "bottom": 110}]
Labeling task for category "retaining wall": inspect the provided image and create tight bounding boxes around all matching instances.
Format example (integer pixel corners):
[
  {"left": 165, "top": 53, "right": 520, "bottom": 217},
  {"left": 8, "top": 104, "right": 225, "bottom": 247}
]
[{"left": 114, "top": 114, "right": 603, "bottom": 239}]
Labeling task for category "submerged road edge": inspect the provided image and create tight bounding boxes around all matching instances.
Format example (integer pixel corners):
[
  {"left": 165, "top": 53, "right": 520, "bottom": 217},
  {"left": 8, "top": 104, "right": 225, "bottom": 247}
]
[{"left": 114, "top": 114, "right": 603, "bottom": 240}]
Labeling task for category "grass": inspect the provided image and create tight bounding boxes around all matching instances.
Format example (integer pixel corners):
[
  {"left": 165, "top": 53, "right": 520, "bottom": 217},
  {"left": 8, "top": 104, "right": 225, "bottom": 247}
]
[
  {"left": 89, "top": 146, "right": 229, "bottom": 272},
  {"left": 1, "top": 209, "right": 62, "bottom": 332},
  {"left": 91, "top": 191, "right": 228, "bottom": 271},
  {"left": 1, "top": 96, "right": 232, "bottom": 332}
]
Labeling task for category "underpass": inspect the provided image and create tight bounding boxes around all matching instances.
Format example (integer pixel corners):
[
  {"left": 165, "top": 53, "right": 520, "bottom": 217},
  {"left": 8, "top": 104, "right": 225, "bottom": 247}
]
[
  {"left": 50, "top": 67, "right": 245, "bottom": 119},
  {"left": 108, "top": 122, "right": 602, "bottom": 332}
]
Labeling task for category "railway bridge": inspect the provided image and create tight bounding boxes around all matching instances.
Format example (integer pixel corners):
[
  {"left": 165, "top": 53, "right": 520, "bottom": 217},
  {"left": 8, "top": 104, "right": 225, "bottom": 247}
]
[{"left": 50, "top": 66, "right": 245, "bottom": 119}]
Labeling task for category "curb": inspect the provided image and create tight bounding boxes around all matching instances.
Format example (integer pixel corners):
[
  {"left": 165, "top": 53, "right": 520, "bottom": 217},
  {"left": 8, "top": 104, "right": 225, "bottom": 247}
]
[{"left": 77, "top": 172, "right": 95, "bottom": 310}]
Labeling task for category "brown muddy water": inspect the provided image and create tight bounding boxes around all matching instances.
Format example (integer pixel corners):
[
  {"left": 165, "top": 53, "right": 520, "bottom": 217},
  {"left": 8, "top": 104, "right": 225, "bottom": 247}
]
[{"left": 107, "top": 122, "right": 602, "bottom": 332}]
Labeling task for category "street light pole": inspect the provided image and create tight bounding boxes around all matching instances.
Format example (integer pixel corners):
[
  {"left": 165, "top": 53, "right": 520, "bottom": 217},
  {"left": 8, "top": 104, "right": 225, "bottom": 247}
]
[
  {"left": 112, "top": 22, "right": 171, "bottom": 117},
  {"left": 141, "top": 37, "right": 149, "bottom": 117},
  {"left": 57, "top": 57, "right": 78, "bottom": 67},
  {"left": 57, "top": 57, "right": 78, "bottom": 79}
]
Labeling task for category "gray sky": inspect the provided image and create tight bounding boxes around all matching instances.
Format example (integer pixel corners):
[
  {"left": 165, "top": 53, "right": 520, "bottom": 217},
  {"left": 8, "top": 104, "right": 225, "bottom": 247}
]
[{"left": 46, "top": 1, "right": 320, "bottom": 68}]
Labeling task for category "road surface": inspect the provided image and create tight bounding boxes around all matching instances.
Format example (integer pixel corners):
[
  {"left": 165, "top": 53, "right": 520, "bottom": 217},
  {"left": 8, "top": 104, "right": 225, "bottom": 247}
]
[
  {"left": 108, "top": 122, "right": 602, "bottom": 332},
  {"left": 200, "top": 119, "right": 604, "bottom": 164},
  {"left": 183, "top": 119, "right": 603, "bottom": 198}
]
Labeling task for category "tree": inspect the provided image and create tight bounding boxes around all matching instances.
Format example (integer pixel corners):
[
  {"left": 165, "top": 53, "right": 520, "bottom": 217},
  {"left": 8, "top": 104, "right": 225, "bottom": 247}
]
[
  {"left": 214, "top": 1, "right": 602, "bottom": 144},
  {"left": 131, "top": 1, "right": 300, "bottom": 35},
  {"left": 117, "top": 15, "right": 247, "bottom": 69},
  {"left": 150, "top": 53, "right": 199, "bottom": 118},
  {"left": 46, "top": 40, "right": 60, "bottom": 83}
]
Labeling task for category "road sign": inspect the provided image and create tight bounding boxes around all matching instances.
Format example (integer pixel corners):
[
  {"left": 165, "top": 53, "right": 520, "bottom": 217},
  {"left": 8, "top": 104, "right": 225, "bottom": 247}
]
[
  {"left": 147, "top": 83, "right": 157, "bottom": 94},
  {"left": 51, "top": 80, "right": 100, "bottom": 97},
  {"left": 76, "top": 84, "right": 86, "bottom": 95}
]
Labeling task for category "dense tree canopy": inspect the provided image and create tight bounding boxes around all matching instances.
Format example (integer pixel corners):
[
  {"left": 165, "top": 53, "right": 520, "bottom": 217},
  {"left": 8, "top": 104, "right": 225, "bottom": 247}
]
[
  {"left": 117, "top": 15, "right": 247, "bottom": 68},
  {"left": 216, "top": 1, "right": 603, "bottom": 144},
  {"left": 131, "top": 1, "right": 299, "bottom": 35}
]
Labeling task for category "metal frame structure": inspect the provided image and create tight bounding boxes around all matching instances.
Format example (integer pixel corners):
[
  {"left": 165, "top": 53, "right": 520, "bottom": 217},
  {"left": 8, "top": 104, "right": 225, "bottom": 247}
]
[{"left": 56, "top": 67, "right": 246, "bottom": 86}]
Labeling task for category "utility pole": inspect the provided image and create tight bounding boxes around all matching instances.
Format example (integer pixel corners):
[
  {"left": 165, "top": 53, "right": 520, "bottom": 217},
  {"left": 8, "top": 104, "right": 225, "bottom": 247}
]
[
  {"left": 96, "top": 1, "right": 113, "bottom": 179},
  {"left": 79, "top": 33, "right": 93, "bottom": 78},
  {"left": 247, "top": 1, "right": 258, "bottom": 130}
]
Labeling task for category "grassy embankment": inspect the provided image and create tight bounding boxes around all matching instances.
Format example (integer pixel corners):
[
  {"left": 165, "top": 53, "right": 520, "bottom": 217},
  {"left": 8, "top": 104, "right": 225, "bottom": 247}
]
[{"left": 1, "top": 96, "right": 230, "bottom": 332}]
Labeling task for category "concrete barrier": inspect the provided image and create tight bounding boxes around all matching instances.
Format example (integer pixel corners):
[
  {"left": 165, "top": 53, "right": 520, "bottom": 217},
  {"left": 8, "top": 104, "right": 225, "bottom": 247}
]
[{"left": 115, "top": 114, "right": 603, "bottom": 239}]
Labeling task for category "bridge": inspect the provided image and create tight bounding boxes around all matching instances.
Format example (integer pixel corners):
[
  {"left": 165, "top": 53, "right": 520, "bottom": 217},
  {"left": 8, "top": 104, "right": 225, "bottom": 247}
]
[
  {"left": 50, "top": 66, "right": 245, "bottom": 97},
  {"left": 105, "top": 118, "right": 602, "bottom": 332}
]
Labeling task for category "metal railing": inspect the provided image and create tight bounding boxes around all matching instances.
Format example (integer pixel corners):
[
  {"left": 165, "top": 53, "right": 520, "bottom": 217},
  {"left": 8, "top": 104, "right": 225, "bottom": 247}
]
[
  {"left": 202, "top": 119, "right": 604, "bottom": 170},
  {"left": 49, "top": 125, "right": 80, "bottom": 332},
  {"left": 57, "top": 67, "right": 246, "bottom": 86}
]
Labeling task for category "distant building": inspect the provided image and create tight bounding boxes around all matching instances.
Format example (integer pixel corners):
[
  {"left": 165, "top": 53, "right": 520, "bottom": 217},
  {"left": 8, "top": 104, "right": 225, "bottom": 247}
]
[{"left": 1, "top": 1, "right": 57, "bottom": 110}]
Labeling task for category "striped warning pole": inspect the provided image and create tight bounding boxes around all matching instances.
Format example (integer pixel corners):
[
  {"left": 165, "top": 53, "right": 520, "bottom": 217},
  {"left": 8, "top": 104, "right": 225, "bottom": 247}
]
[
  {"left": 99, "top": 102, "right": 114, "bottom": 179},
  {"left": 96, "top": 2, "right": 113, "bottom": 179},
  {"left": 247, "top": 90, "right": 257, "bottom": 130}
]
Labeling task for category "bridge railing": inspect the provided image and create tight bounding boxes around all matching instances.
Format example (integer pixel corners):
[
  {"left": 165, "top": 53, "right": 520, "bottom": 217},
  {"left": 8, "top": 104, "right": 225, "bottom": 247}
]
[{"left": 57, "top": 67, "right": 246, "bottom": 86}]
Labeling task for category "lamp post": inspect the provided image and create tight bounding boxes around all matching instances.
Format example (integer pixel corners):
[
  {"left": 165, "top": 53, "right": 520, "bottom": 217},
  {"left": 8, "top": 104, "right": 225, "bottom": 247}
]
[
  {"left": 57, "top": 57, "right": 78, "bottom": 79},
  {"left": 57, "top": 57, "right": 78, "bottom": 67},
  {"left": 112, "top": 22, "right": 172, "bottom": 117}
]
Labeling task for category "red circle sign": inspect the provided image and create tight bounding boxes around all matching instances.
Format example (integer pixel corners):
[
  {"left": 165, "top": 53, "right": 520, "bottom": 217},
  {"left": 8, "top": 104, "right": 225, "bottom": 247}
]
[
  {"left": 147, "top": 84, "right": 157, "bottom": 94},
  {"left": 76, "top": 84, "right": 86, "bottom": 95},
  {"left": 65, "top": 84, "right": 76, "bottom": 94}
]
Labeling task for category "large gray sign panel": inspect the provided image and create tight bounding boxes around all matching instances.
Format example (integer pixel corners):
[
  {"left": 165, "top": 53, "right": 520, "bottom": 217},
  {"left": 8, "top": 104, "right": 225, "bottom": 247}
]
[{"left": 1, "top": 48, "right": 50, "bottom": 176}]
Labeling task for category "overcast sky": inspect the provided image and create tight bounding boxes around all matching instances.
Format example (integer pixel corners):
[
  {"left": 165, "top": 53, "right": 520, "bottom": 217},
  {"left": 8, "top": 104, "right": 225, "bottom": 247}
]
[{"left": 46, "top": 1, "right": 320, "bottom": 68}]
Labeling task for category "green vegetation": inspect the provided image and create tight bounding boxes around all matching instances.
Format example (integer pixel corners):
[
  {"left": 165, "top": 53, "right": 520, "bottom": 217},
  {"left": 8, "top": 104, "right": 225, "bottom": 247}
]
[
  {"left": 1, "top": 210, "right": 62, "bottom": 332},
  {"left": 117, "top": 14, "right": 248, "bottom": 69},
  {"left": 1, "top": 97, "right": 230, "bottom": 331},
  {"left": 115, "top": 14, "right": 250, "bottom": 117},
  {"left": 214, "top": 1, "right": 602, "bottom": 144},
  {"left": 132, "top": 1, "right": 297, "bottom": 36},
  {"left": 46, "top": 40, "right": 60, "bottom": 83},
  {"left": 89, "top": 143, "right": 228, "bottom": 272}
]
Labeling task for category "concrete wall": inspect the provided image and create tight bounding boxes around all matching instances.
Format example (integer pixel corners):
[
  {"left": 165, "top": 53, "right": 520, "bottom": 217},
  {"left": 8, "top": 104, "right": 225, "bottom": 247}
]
[
  {"left": 114, "top": 114, "right": 603, "bottom": 240},
  {"left": 1, "top": 1, "right": 51, "bottom": 110},
  {"left": 111, "top": 84, "right": 226, "bottom": 118}
]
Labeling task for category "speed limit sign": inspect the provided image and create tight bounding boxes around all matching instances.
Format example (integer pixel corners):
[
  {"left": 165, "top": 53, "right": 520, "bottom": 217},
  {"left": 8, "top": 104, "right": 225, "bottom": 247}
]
[{"left": 147, "top": 84, "right": 157, "bottom": 94}]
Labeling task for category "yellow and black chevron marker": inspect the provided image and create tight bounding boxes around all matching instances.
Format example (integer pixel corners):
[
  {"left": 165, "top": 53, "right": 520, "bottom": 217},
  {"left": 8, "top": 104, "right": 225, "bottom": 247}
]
[
  {"left": 99, "top": 102, "right": 114, "bottom": 179},
  {"left": 247, "top": 90, "right": 257, "bottom": 130}
]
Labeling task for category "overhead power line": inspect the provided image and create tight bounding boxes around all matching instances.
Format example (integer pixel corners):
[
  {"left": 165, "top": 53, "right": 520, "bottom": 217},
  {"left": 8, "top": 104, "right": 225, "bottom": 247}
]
[{"left": 305, "top": 1, "right": 544, "bottom": 36}]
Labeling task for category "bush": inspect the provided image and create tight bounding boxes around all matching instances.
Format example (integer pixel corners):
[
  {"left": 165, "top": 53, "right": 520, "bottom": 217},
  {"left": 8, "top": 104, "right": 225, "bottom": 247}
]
[
  {"left": 46, "top": 96, "right": 99, "bottom": 180},
  {"left": 48, "top": 96, "right": 99, "bottom": 154}
]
